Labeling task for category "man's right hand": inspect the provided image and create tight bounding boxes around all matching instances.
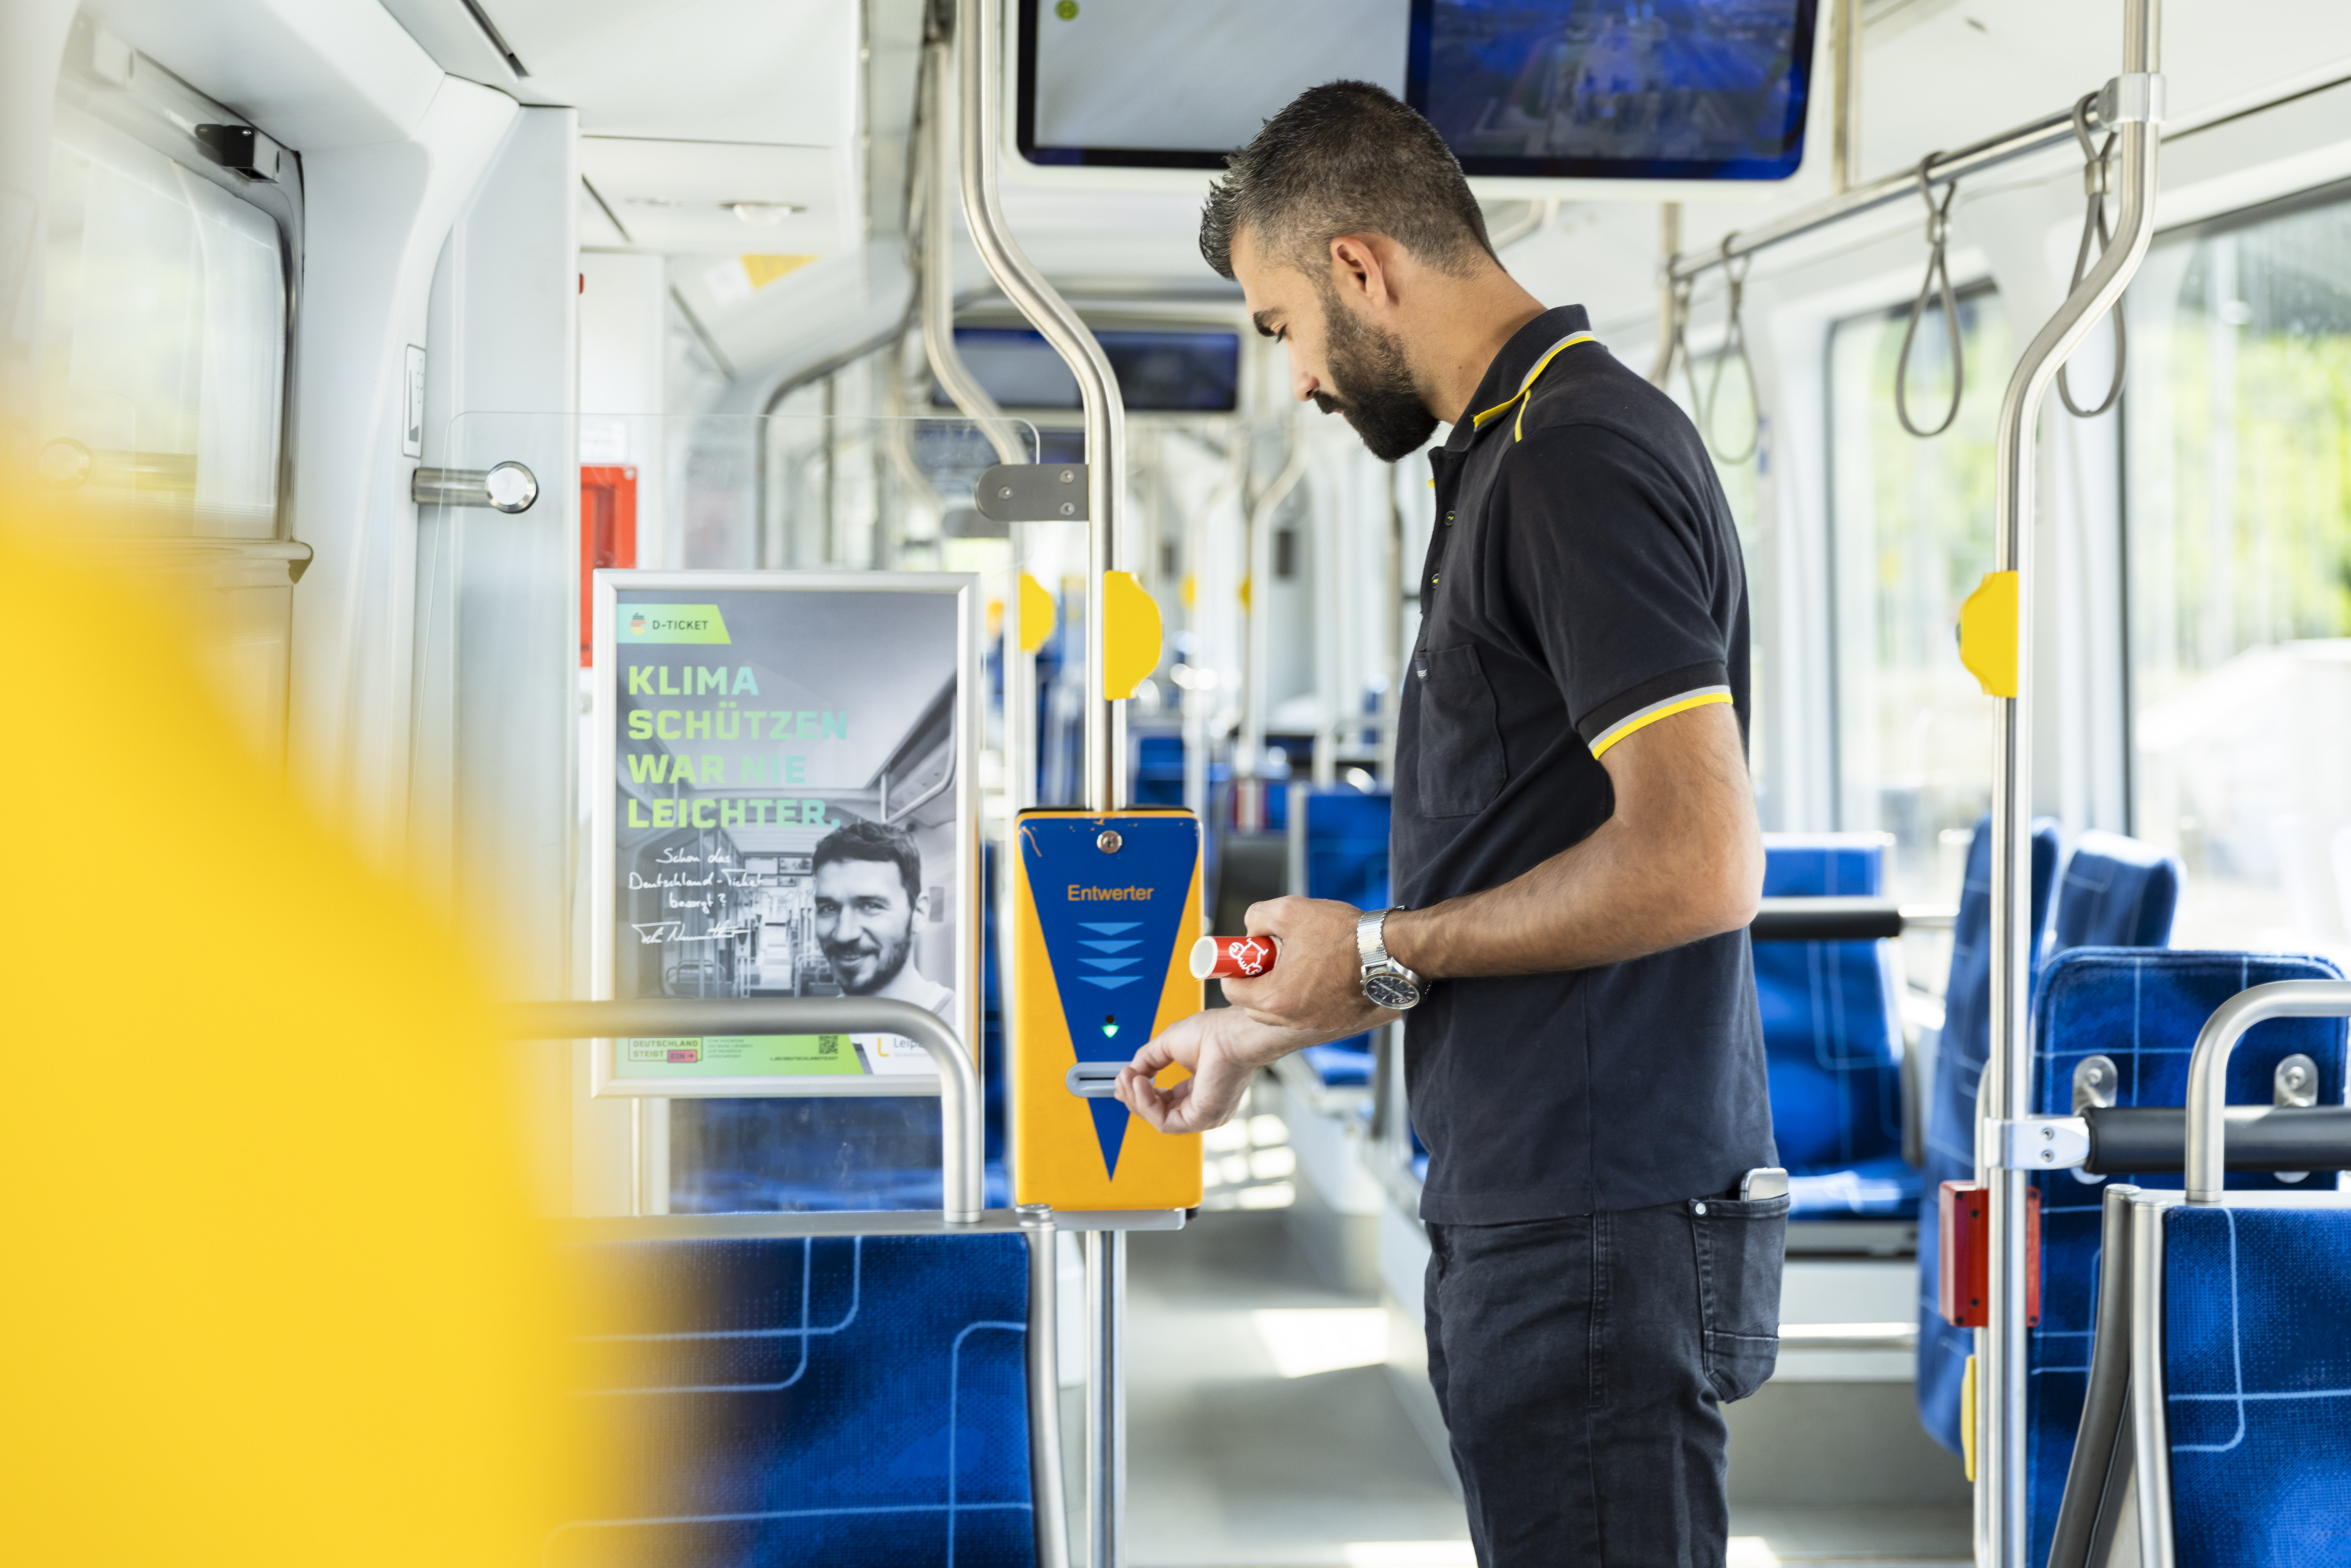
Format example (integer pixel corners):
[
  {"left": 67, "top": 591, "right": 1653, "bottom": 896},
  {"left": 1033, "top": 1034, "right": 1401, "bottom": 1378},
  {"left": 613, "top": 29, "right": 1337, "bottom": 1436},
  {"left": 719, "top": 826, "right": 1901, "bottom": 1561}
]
[{"left": 1113, "top": 1007, "right": 1322, "bottom": 1136}]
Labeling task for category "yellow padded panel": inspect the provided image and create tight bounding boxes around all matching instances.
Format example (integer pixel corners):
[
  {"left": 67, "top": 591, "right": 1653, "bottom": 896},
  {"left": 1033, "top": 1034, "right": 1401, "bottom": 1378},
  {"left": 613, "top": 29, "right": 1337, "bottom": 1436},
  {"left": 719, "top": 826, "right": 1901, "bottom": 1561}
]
[
  {"left": 1100, "top": 570, "right": 1162, "bottom": 701},
  {"left": 1958, "top": 570, "right": 2019, "bottom": 699},
  {"left": 0, "top": 507, "right": 593, "bottom": 1567}
]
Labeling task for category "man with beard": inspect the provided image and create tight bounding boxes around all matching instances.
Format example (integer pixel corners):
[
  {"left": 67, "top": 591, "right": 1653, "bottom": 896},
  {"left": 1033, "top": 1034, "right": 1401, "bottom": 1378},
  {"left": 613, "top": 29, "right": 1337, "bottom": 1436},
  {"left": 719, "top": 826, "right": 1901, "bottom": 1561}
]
[
  {"left": 812, "top": 819, "right": 953, "bottom": 1020},
  {"left": 1115, "top": 82, "right": 1779, "bottom": 1566}
]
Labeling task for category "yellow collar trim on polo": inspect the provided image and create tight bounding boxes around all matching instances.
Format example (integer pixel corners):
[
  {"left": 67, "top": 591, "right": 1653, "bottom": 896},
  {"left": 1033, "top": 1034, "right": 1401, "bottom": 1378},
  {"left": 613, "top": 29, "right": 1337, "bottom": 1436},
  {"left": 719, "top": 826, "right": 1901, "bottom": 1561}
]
[{"left": 1467, "top": 331, "right": 1598, "bottom": 439}]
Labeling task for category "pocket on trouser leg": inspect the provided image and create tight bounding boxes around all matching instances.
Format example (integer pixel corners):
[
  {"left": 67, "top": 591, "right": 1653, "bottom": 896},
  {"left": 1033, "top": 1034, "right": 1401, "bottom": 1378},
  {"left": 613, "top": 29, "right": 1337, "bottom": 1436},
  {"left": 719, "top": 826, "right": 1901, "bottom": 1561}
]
[{"left": 1688, "top": 1193, "right": 1788, "bottom": 1402}]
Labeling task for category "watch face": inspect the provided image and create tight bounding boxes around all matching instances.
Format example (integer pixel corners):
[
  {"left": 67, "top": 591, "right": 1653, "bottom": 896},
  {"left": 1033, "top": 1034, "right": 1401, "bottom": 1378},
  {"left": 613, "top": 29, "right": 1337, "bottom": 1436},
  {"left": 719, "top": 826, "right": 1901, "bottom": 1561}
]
[{"left": 1363, "top": 970, "right": 1422, "bottom": 1011}]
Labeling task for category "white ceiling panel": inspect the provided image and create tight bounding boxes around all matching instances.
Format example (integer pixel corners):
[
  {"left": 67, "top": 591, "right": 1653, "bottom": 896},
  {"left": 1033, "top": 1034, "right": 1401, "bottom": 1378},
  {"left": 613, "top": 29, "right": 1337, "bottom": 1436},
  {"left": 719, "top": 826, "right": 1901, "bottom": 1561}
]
[
  {"left": 581, "top": 135, "right": 854, "bottom": 253},
  {"left": 478, "top": 0, "right": 858, "bottom": 145}
]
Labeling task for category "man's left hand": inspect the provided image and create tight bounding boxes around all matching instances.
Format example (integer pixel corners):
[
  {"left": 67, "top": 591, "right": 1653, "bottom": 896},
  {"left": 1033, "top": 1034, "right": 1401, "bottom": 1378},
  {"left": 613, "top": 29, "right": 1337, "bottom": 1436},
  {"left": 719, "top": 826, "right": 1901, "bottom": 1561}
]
[{"left": 1222, "top": 895, "right": 1396, "bottom": 1037}]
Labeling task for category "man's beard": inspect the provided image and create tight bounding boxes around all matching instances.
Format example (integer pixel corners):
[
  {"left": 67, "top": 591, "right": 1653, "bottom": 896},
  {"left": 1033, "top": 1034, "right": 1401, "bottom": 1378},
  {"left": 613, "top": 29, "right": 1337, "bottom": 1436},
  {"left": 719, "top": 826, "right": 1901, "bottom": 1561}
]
[
  {"left": 823, "top": 919, "right": 915, "bottom": 994},
  {"left": 1313, "top": 284, "right": 1439, "bottom": 462}
]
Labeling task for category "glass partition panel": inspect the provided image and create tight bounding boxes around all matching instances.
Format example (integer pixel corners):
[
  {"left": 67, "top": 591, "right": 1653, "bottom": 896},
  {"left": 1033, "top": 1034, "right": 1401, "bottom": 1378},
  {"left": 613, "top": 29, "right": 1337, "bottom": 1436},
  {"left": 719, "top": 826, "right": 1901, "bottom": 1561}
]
[
  {"left": 2123, "top": 191, "right": 2351, "bottom": 963},
  {"left": 1829, "top": 289, "right": 2013, "bottom": 911}
]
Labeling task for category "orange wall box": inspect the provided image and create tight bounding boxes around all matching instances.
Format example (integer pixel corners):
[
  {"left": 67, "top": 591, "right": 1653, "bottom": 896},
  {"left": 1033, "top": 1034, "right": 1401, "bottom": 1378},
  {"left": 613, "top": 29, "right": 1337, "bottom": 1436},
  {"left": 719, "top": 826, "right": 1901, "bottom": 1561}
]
[{"left": 1011, "top": 808, "right": 1205, "bottom": 1211}]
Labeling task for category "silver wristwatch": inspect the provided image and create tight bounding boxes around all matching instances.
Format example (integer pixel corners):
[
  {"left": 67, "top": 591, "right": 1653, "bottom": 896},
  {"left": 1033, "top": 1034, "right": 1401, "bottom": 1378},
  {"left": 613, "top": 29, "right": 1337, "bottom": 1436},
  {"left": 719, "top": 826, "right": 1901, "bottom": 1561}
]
[{"left": 1357, "top": 908, "right": 1425, "bottom": 1011}]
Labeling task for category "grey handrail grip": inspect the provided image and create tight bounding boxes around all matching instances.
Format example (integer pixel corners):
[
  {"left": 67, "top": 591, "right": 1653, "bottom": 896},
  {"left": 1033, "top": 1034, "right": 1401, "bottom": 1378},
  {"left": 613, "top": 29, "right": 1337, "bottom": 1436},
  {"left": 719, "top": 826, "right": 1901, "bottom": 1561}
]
[
  {"left": 497, "top": 997, "right": 985, "bottom": 1224},
  {"left": 2185, "top": 979, "right": 2351, "bottom": 1202}
]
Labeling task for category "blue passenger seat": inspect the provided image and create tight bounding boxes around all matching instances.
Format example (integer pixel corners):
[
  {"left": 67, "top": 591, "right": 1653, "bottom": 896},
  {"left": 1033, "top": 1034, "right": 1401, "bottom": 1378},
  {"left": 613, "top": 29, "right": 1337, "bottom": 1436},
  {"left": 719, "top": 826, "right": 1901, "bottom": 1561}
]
[
  {"left": 1915, "top": 814, "right": 2062, "bottom": 1455},
  {"left": 2021, "top": 950, "right": 2345, "bottom": 1568},
  {"left": 2049, "top": 828, "right": 2181, "bottom": 956},
  {"left": 1292, "top": 787, "right": 1391, "bottom": 1091},
  {"left": 555, "top": 1226, "right": 1049, "bottom": 1567},
  {"left": 2157, "top": 1204, "right": 2351, "bottom": 1567},
  {"left": 1754, "top": 835, "right": 1915, "bottom": 1220}
]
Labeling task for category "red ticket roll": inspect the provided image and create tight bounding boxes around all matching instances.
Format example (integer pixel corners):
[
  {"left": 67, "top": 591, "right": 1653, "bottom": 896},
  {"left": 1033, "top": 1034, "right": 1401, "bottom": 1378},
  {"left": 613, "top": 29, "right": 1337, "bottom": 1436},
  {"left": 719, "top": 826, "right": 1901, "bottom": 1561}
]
[{"left": 1190, "top": 935, "right": 1278, "bottom": 981}]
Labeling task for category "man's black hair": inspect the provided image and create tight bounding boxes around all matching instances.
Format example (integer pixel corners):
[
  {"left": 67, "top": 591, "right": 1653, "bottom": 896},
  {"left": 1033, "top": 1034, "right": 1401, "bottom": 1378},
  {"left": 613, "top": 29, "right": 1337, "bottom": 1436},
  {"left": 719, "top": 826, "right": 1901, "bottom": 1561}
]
[
  {"left": 1199, "top": 80, "right": 1494, "bottom": 282},
  {"left": 812, "top": 818, "right": 923, "bottom": 907}
]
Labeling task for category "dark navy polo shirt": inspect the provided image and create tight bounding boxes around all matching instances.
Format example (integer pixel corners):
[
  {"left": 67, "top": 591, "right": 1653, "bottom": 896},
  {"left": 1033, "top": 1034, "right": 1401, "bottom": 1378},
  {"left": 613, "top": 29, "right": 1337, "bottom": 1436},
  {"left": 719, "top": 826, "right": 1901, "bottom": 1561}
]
[{"left": 1393, "top": 303, "right": 1775, "bottom": 1225}]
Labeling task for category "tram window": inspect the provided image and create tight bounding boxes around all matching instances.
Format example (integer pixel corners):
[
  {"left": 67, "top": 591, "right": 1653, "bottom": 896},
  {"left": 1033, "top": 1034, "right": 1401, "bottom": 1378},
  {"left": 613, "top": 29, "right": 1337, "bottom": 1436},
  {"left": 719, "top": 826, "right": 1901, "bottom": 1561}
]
[
  {"left": 2122, "top": 187, "right": 2351, "bottom": 962},
  {"left": 1827, "top": 287, "right": 2014, "bottom": 905},
  {"left": 1668, "top": 349, "right": 1766, "bottom": 790},
  {"left": 39, "top": 110, "right": 287, "bottom": 539}
]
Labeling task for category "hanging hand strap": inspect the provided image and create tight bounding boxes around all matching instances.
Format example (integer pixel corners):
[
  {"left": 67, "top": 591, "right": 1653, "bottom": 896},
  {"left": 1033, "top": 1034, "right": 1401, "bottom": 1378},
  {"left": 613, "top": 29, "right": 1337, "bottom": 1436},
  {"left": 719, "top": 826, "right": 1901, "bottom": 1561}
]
[
  {"left": 1701, "top": 243, "right": 1762, "bottom": 464},
  {"left": 1895, "top": 156, "right": 1965, "bottom": 439},
  {"left": 2057, "top": 92, "right": 2129, "bottom": 418}
]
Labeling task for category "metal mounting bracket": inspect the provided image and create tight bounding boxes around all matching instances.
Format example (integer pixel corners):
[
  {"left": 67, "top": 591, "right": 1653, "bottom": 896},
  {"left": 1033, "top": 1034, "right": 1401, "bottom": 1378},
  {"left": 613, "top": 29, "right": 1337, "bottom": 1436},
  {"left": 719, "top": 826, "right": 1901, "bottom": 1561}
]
[
  {"left": 1983, "top": 1114, "right": 2092, "bottom": 1170},
  {"left": 2098, "top": 71, "right": 2166, "bottom": 126},
  {"left": 977, "top": 462, "right": 1089, "bottom": 522}
]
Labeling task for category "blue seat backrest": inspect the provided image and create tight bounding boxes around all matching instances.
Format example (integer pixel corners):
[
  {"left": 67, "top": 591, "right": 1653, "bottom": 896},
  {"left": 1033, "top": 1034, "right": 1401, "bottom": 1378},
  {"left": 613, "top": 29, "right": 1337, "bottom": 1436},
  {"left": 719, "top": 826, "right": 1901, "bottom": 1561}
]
[
  {"left": 557, "top": 1231, "right": 1037, "bottom": 1568},
  {"left": 2165, "top": 1204, "right": 2351, "bottom": 1568},
  {"left": 1916, "top": 812, "right": 2063, "bottom": 1455},
  {"left": 2050, "top": 829, "right": 2181, "bottom": 955},
  {"left": 1756, "top": 837, "right": 1911, "bottom": 1217},
  {"left": 1300, "top": 790, "right": 1392, "bottom": 1073},
  {"left": 2022, "top": 949, "right": 2347, "bottom": 1568},
  {"left": 1301, "top": 789, "right": 1392, "bottom": 910}
]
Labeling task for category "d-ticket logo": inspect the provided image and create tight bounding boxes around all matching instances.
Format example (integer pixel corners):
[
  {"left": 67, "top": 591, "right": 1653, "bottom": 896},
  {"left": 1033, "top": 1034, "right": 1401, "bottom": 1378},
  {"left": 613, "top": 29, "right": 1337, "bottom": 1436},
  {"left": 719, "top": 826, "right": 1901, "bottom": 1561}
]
[{"left": 618, "top": 603, "right": 731, "bottom": 644}]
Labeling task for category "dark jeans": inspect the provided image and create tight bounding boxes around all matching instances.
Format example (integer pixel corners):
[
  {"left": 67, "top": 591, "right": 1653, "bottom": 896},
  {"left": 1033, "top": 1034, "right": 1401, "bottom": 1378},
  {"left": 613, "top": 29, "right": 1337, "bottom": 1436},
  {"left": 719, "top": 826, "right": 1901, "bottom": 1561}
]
[{"left": 1425, "top": 1194, "right": 1789, "bottom": 1567}]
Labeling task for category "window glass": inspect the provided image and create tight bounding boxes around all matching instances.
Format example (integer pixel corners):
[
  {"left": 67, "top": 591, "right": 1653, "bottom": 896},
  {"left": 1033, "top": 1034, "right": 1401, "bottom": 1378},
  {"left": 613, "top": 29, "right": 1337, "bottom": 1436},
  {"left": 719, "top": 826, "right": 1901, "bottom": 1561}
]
[
  {"left": 1828, "top": 290, "right": 2013, "bottom": 905},
  {"left": 1670, "top": 348, "right": 1767, "bottom": 794},
  {"left": 2124, "top": 192, "right": 2351, "bottom": 962},
  {"left": 39, "top": 108, "right": 286, "bottom": 538}
]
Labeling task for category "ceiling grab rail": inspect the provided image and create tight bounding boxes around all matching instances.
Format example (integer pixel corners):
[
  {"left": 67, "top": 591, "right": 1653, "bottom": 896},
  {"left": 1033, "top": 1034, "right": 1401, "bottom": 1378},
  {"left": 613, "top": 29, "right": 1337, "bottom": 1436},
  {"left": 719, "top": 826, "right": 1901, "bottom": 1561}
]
[
  {"left": 1894, "top": 157, "right": 1965, "bottom": 439},
  {"left": 958, "top": 0, "right": 1121, "bottom": 816},
  {"left": 1977, "top": 2, "right": 2163, "bottom": 1562},
  {"left": 1700, "top": 244, "right": 1762, "bottom": 464},
  {"left": 2056, "top": 92, "right": 2130, "bottom": 419}
]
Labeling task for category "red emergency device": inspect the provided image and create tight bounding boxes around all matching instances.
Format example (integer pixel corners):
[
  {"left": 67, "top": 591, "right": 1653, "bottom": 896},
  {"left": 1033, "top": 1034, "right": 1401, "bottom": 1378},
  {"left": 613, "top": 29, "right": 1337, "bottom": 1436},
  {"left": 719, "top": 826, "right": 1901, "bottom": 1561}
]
[{"left": 1938, "top": 1180, "right": 2041, "bottom": 1328}]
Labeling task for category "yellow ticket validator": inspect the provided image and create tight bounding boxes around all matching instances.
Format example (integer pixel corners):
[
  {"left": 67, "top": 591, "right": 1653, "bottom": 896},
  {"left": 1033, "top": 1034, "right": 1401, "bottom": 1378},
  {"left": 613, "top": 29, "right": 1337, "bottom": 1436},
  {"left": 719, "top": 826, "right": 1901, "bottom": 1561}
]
[{"left": 1011, "top": 808, "right": 1205, "bottom": 1211}]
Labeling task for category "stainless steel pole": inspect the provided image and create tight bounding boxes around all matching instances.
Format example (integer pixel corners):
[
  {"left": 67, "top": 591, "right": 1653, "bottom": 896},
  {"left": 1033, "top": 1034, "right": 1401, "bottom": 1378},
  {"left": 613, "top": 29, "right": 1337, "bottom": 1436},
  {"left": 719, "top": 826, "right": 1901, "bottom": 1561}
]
[
  {"left": 922, "top": 38, "right": 1027, "bottom": 470},
  {"left": 958, "top": 3, "right": 1134, "bottom": 1558},
  {"left": 1979, "top": 5, "right": 2162, "bottom": 1562},
  {"left": 1240, "top": 426, "right": 1306, "bottom": 779},
  {"left": 958, "top": 0, "right": 1121, "bottom": 816},
  {"left": 1085, "top": 1229, "right": 1127, "bottom": 1568},
  {"left": 1831, "top": 0, "right": 1863, "bottom": 193}
]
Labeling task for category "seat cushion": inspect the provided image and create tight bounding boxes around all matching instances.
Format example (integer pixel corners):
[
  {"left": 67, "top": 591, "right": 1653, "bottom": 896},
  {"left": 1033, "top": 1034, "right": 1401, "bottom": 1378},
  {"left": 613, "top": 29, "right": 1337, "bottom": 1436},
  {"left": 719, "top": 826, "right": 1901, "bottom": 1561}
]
[
  {"left": 1756, "top": 836, "right": 1910, "bottom": 1210},
  {"left": 558, "top": 1231, "right": 1037, "bottom": 1567},
  {"left": 2022, "top": 949, "right": 2347, "bottom": 1568},
  {"left": 2165, "top": 1204, "right": 2351, "bottom": 1568}
]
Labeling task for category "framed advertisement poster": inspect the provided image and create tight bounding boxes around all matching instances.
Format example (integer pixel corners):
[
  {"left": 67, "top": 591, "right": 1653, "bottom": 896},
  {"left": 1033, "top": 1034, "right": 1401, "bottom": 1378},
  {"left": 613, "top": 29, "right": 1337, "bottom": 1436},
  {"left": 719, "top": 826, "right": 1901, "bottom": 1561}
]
[{"left": 589, "top": 572, "right": 980, "bottom": 1099}]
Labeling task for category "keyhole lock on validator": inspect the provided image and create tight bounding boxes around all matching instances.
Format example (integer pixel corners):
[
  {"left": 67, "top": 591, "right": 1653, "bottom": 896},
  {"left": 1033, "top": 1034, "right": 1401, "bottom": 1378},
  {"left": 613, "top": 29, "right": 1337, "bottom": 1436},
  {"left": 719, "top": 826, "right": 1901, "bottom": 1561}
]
[{"left": 1097, "top": 829, "right": 1122, "bottom": 853}]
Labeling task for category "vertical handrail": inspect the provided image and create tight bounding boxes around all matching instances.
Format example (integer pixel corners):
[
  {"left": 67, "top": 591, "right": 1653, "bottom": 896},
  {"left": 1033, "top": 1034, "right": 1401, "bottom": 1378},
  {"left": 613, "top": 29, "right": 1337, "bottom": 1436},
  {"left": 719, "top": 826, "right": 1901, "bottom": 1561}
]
[
  {"left": 1240, "top": 425, "right": 1307, "bottom": 778},
  {"left": 920, "top": 38, "right": 1028, "bottom": 470},
  {"left": 497, "top": 998, "right": 985, "bottom": 1223},
  {"left": 2184, "top": 980, "right": 2351, "bottom": 1201},
  {"left": 1979, "top": 4, "right": 2163, "bottom": 1562},
  {"left": 958, "top": 0, "right": 1121, "bottom": 815}
]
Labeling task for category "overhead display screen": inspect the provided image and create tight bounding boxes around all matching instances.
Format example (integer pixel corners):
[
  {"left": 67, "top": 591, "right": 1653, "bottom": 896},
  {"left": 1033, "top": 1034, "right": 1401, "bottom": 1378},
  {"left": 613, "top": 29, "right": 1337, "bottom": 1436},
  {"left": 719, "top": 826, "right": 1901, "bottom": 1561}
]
[
  {"left": 1017, "top": 0, "right": 1818, "bottom": 181},
  {"left": 933, "top": 327, "right": 1241, "bottom": 412}
]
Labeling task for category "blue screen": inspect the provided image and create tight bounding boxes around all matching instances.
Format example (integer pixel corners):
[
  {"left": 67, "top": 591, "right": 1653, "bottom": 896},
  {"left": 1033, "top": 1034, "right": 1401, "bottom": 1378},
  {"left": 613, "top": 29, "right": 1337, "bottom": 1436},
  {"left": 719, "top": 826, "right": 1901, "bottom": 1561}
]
[
  {"left": 934, "top": 327, "right": 1241, "bottom": 413},
  {"left": 1409, "top": 0, "right": 1818, "bottom": 178}
]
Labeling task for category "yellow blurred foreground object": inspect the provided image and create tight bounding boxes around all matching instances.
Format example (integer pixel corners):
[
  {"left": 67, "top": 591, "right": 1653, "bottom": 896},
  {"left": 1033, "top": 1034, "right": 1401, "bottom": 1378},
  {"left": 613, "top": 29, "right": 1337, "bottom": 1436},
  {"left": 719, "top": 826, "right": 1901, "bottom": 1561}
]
[{"left": 0, "top": 513, "right": 588, "bottom": 1565}]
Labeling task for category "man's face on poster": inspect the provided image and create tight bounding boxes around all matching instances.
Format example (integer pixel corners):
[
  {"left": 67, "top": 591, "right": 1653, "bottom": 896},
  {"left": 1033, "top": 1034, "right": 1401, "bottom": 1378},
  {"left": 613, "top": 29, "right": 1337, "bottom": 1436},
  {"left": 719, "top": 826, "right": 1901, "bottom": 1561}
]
[{"left": 814, "top": 857, "right": 920, "bottom": 994}]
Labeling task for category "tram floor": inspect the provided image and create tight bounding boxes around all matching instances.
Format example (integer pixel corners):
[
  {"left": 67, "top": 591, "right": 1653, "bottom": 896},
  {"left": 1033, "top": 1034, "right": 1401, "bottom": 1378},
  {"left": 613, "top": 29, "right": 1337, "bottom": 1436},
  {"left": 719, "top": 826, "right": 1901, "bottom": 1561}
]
[{"left": 1058, "top": 1207, "right": 1972, "bottom": 1567}]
